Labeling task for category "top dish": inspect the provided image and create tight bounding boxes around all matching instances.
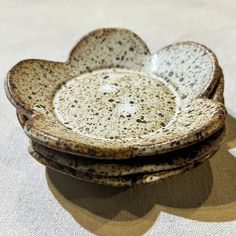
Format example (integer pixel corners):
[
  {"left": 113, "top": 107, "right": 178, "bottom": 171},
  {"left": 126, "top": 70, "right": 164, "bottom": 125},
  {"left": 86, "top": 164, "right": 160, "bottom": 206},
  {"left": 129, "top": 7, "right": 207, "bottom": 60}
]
[{"left": 5, "top": 28, "right": 226, "bottom": 159}]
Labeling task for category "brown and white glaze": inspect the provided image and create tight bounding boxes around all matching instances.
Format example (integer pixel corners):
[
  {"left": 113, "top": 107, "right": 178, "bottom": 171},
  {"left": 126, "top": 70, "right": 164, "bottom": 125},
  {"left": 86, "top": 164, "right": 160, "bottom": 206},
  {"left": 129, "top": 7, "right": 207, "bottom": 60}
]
[
  {"left": 16, "top": 73, "right": 224, "bottom": 129},
  {"left": 16, "top": 77, "right": 225, "bottom": 177},
  {"left": 210, "top": 69, "right": 224, "bottom": 103},
  {"left": 53, "top": 69, "right": 178, "bottom": 142},
  {"left": 29, "top": 145, "right": 219, "bottom": 187},
  {"left": 31, "top": 125, "right": 225, "bottom": 176},
  {"left": 6, "top": 28, "right": 226, "bottom": 159}
]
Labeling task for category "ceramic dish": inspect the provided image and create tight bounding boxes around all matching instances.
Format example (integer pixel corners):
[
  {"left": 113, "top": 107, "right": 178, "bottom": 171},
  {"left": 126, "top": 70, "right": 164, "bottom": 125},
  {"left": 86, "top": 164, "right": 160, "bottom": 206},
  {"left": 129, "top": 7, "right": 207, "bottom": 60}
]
[
  {"left": 6, "top": 28, "right": 226, "bottom": 159},
  {"left": 29, "top": 145, "right": 219, "bottom": 187},
  {"left": 15, "top": 71, "right": 224, "bottom": 128},
  {"left": 16, "top": 74, "right": 226, "bottom": 177},
  {"left": 30, "top": 125, "right": 225, "bottom": 176},
  {"left": 16, "top": 74, "right": 225, "bottom": 178},
  {"left": 17, "top": 79, "right": 226, "bottom": 177},
  {"left": 16, "top": 75, "right": 225, "bottom": 173}
]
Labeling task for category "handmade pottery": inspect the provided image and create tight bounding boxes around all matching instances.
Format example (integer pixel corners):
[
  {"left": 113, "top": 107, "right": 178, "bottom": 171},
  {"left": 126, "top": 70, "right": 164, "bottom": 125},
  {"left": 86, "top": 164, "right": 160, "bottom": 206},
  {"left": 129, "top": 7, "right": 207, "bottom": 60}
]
[
  {"left": 6, "top": 28, "right": 226, "bottom": 159},
  {"left": 17, "top": 75, "right": 226, "bottom": 177},
  {"left": 17, "top": 77, "right": 226, "bottom": 177},
  {"left": 31, "top": 125, "right": 225, "bottom": 176},
  {"left": 29, "top": 145, "right": 219, "bottom": 187}
]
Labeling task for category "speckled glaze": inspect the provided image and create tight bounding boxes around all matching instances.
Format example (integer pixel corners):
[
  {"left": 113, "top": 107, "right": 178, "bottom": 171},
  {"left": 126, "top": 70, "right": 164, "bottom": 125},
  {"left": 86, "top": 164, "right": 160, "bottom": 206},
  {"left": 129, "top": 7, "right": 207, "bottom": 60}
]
[
  {"left": 29, "top": 145, "right": 219, "bottom": 187},
  {"left": 6, "top": 28, "right": 226, "bottom": 159},
  {"left": 53, "top": 69, "right": 178, "bottom": 141},
  {"left": 17, "top": 91, "right": 225, "bottom": 178},
  {"left": 16, "top": 74, "right": 226, "bottom": 177},
  {"left": 31, "top": 125, "right": 225, "bottom": 176},
  {"left": 16, "top": 74, "right": 225, "bottom": 129},
  {"left": 210, "top": 69, "right": 224, "bottom": 103}
]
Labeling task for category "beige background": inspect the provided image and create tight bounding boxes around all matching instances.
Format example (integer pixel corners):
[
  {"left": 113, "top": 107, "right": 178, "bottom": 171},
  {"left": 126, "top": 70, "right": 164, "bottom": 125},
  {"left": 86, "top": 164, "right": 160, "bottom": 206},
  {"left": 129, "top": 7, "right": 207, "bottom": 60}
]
[{"left": 0, "top": 0, "right": 236, "bottom": 235}]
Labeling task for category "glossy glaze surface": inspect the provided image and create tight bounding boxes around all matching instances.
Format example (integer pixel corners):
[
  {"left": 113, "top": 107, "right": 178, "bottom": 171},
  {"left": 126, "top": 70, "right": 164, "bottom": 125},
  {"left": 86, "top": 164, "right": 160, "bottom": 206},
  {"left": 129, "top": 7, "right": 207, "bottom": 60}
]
[{"left": 6, "top": 28, "right": 226, "bottom": 159}]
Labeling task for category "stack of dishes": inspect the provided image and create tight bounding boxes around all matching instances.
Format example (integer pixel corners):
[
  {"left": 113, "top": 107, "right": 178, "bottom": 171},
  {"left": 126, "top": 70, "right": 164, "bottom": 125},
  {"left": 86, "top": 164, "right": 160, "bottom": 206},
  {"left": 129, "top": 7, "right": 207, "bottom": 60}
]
[{"left": 5, "top": 28, "right": 227, "bottom": 187}]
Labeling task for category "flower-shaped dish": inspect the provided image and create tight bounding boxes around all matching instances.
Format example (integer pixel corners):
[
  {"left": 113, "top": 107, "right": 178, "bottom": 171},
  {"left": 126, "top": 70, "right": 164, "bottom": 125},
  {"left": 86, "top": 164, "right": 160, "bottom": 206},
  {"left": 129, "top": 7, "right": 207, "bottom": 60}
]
[
  {"left": 6, "top": 28, "right": 226, "bottom": 159},
  {"left": 16, "top": 73, "right": 225, "bottom": 176}
]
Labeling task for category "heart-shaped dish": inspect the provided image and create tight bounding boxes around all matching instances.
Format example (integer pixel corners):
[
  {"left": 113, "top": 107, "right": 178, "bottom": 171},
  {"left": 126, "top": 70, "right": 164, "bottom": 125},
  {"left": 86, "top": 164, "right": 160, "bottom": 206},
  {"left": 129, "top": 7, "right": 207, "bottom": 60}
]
[{"left": 5, "top": 28, "right": 226, "bottom": 159}]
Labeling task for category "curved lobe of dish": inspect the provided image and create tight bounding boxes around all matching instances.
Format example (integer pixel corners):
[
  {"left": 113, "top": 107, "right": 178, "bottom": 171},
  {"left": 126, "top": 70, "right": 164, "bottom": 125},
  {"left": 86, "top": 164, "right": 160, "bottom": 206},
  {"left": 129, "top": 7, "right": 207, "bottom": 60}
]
[{"left": 53, "top": 69, "right": 180, "bottom": 142}]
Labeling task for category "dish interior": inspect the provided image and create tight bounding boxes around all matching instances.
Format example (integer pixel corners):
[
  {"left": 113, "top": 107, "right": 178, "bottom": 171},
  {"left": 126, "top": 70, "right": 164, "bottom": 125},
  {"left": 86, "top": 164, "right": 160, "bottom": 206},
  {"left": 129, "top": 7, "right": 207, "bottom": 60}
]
[{"left": 53, "top": 69, "right": 180, "bottom": 142}]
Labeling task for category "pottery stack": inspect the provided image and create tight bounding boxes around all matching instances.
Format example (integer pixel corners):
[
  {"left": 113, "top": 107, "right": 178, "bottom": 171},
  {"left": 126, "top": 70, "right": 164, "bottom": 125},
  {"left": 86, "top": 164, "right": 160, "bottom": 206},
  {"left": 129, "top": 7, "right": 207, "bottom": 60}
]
[{"left": 5, "top": 28, "right": 227, "bottom": 186}]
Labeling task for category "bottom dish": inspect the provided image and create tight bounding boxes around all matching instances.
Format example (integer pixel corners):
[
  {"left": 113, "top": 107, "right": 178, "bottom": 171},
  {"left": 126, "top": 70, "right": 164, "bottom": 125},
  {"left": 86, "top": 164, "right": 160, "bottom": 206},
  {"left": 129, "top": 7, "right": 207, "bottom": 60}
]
[
  {"left": 31, "top": 125, "right": 226, "bottom": 176},
  {"left": 29, "top": 145, "right": 219, "bottom": 187}
]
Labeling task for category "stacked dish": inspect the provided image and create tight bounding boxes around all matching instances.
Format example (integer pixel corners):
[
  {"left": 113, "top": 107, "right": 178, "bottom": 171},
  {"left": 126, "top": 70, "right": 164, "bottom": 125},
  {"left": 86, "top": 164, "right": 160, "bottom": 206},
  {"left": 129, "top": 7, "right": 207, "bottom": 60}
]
[{"left": 5, "top": 28, "right": 227, "bottom": 187}]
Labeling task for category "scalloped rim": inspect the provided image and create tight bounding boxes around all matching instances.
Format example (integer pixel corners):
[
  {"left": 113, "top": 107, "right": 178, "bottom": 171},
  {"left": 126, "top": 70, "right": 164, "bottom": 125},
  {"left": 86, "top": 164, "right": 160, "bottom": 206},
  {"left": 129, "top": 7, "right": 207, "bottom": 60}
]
[{"left": 5, "top": 28, "right": 226, "bottom": 159}]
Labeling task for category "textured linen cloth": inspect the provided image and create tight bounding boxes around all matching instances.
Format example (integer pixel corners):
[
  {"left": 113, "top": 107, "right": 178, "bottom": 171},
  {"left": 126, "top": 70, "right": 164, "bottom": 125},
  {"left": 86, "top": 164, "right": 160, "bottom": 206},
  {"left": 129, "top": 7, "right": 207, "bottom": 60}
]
[{"left": 0, "top": 1, "right": 236, "bottom": 235}]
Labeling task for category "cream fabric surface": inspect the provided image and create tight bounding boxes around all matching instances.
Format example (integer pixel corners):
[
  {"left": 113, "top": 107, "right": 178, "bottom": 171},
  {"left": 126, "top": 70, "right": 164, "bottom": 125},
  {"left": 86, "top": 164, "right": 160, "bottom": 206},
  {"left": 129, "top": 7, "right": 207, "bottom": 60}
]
[{"left": 0, "top": 1, "right": 236, "bottom": 235}]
